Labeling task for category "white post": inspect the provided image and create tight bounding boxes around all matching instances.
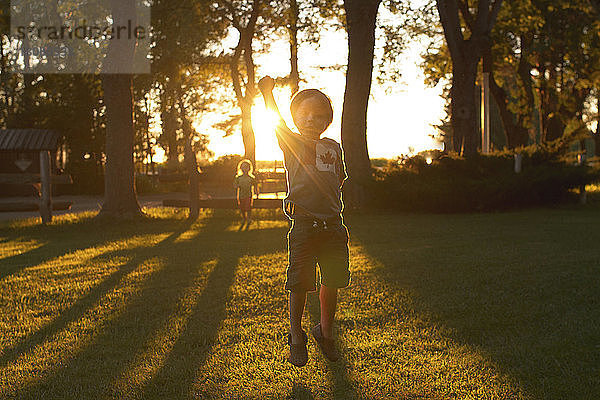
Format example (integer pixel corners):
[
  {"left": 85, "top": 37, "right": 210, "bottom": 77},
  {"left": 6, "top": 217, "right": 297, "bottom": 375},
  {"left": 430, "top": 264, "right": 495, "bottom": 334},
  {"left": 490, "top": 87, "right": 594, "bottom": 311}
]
[
  {"left": 514, "top": 153, "right": 522, "bottom": 174},
  {"left": 578, "top": 153, "right": 587, "bottom": 205},
  {"left": 481, "top": 72, "right": 491, "bottom": 154},
  {"left": 39, "top": 150, "right": 52, "bottom": 224}
]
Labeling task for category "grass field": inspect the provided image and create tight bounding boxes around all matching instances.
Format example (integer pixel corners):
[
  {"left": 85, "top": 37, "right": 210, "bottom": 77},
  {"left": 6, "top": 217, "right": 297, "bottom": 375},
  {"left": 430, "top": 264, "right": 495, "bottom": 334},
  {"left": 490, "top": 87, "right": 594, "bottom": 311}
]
[{"left": 0, "top": 206, "right": 598, "bottom": 399}]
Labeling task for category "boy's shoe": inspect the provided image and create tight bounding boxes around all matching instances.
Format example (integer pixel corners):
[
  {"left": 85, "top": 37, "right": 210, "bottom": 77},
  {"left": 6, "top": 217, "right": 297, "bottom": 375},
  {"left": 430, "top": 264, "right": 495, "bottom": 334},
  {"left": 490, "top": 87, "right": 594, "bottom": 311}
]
[
  {"left": 311, "top": 324, "right": 339, "bottom": 362},
  {"left": 287, "top": 330, "right": 308, "bottom": 367}
]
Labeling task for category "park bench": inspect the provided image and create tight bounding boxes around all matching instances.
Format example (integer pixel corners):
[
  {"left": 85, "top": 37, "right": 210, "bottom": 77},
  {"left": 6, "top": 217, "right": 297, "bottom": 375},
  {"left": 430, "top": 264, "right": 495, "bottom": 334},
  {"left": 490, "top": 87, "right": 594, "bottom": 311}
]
[{"left": 161, "top": 168, "right": 287, "bottom": 210}]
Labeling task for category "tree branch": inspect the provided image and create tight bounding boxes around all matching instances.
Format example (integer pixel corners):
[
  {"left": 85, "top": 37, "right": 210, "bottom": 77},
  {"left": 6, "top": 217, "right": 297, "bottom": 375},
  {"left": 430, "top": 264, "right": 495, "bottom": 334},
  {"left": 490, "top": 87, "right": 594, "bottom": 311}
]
[
  {"left": 457, "top": 0, "right": 475, "bottom": 32},
  {"left": 436, "top": 0, "right": 464, "bottom": 60},
  {"left": 230, "top": 44, "right": 244, "bottom": 102},
  {"left": 242, "top": 0, "right": 261, "bottom": 100},
  {"left": 487, "top": 0, "right": 504, "bottom": 30},
  {"left": 475, "top": 0, "right": 490, "bottom": 35}
]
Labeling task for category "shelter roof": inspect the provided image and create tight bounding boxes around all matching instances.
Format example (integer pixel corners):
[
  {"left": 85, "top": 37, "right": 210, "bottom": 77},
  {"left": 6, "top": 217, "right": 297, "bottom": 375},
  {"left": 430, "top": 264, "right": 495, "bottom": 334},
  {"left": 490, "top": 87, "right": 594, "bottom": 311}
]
[{"left": 0, "top": 129, "right": 61, "bottom": 151}]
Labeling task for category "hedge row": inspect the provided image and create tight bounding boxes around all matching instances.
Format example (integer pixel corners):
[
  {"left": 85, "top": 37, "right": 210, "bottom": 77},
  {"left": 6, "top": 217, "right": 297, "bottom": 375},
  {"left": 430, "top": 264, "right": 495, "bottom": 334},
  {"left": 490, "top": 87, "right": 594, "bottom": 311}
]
[{"left": 366, "top": 151, "right": 599, "bottom": 212}]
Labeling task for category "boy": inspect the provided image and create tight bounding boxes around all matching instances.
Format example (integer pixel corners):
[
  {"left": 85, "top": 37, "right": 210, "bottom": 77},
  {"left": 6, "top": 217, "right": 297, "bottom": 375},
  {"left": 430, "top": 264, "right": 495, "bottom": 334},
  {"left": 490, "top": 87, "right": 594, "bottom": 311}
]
[
  {"left": 234, "top": 159, "right": 258, "bottom": 228},
  {"left": 258, "top": 76, "right": 350, "bottom": 367}
]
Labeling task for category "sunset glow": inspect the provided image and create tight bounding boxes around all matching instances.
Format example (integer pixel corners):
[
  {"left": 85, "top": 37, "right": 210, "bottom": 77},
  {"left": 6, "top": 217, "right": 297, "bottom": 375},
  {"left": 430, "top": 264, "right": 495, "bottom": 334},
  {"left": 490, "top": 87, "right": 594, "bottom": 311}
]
[
  {"left": 251, "top": 88, "right": 290, "bottom": 161},
  {"left": 199, "top": 30, "right": 446, "bottom": 162}
]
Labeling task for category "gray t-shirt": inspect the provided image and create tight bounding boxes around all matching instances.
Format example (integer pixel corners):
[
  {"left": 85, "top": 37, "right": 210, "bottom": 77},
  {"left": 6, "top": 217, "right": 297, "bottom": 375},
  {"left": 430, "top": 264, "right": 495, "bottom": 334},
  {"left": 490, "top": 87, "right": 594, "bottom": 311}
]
[
  {"left": 276, "top": 124, "right": 347, "bottom": 219},
  {"left": 234, "top": 174, "right": 256, "bottom": 199}
]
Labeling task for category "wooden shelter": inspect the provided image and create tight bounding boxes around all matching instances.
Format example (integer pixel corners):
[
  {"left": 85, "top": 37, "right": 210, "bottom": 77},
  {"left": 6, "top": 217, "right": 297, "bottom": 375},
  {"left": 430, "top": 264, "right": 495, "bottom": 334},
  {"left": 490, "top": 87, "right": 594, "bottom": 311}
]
[{"left": 0, "top": 129, "right": 72, "bottom": 223}]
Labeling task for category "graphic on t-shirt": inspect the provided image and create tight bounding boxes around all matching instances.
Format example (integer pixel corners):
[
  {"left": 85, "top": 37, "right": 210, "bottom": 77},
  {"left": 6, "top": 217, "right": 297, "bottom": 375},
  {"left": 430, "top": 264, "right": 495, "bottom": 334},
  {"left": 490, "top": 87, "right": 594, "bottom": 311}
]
[{"left": 316, "top": 142, "right": 336, "bottom": 172}]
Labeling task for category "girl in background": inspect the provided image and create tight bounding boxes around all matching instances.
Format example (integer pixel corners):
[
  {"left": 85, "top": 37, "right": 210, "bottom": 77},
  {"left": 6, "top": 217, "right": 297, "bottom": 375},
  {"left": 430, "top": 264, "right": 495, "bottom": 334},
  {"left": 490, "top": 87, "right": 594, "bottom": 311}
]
[{"left": 234, "top": 159, "right": 258, "bottom": 228}]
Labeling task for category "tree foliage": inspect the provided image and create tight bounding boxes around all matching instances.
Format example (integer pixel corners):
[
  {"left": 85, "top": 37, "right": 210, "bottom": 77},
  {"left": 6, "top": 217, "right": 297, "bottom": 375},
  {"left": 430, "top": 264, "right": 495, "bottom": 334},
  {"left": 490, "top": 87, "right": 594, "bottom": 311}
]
[{"left": 423, "top": 0, "right": 600, "bottom": 151}]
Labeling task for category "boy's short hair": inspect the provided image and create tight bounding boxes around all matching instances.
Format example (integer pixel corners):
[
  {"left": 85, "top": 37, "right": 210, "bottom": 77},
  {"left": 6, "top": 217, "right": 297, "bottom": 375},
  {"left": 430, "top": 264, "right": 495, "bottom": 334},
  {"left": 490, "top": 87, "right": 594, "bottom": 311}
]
[{"left": 290, "top": 89, "right": 334, "bottom": 129}]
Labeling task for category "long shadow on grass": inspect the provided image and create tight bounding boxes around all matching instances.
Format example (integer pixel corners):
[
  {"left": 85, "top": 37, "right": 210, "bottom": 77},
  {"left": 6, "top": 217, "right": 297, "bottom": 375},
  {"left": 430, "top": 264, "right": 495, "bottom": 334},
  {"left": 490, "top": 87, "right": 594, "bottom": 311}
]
[
  {"left": 11, "top": 214, "right": 216, "bottom": 398},
  {"left": 139, "top": 217, "right": 288, "bottom": 399},
  {"left": 0, "top": 219, "right": 196, "bottom": 370},
  {"left": 13, "top": 211, "right": 287, "bottom": 399},
  {"left": 306, "top": 289, "right": 366, "bottom": 400},
  {"left": 0, "top": 214, "right": 184, "bottom": 281},
  {"left": 349, "top": 212, "right": 600, "bottom": 399},
  {"left": 290, "top": 382, "right": 316, "bottom": 400}
]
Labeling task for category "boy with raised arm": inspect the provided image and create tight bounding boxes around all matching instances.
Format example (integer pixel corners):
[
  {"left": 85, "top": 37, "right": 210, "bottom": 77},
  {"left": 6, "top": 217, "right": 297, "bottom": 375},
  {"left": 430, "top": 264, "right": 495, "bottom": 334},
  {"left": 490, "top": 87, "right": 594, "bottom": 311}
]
[{"left": 258, "top": 76, "right": 350, "bottom": 367}]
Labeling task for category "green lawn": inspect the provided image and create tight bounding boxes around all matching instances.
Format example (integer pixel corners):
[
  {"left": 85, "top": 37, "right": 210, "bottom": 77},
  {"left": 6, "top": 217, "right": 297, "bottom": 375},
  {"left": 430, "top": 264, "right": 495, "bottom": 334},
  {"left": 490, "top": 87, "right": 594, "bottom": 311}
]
[{"left": 0, "top": 206, "right": 598, "bottom": 399}]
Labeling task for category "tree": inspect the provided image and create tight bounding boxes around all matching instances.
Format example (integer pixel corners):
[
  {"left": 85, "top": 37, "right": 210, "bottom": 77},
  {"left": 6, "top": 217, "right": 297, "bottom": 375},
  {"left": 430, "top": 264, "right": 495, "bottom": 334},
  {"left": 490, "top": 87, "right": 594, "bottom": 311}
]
[
  {"left": 98, "top": 0, "right": 143, "bottom": 218},
  {"left": 532, "top": 0, "right": 598, "bottom": 142},
  {"left": 151, "top": 0, "right": 226, "bottom": 172},
  {"left": 482, "top": 0, "right": 538, "bottom": 148},
  {"left": 287, "top": 0, "right": 301, "bottom": 95},
  {"left": 0, "top": 2, "right": 10, "bottom": 127},
  {"left": 215, "top": 0, "right": 263, "bottom": 167},
  {"left": 340, "top": 0, "right": 382, "bottom": 208},
  {"left": 436, "top": 0, "right": 503, "bottom": 155},
  {"left": 282, "top": 0, "right": 337, "bottom": 95},
  {"left": 1, "top": 1, "right": 108, "bottom": 192},
  {"left": 424, "top": 0, "right": 600, "bottom": 150},
  {"left": 132, "top": 76, "right": 157, "bottom": 176}
]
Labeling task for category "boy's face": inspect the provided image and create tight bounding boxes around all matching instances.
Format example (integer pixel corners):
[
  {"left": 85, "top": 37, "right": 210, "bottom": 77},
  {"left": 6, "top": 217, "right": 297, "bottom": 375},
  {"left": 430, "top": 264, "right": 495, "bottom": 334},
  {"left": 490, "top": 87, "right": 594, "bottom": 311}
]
[{"left": 293, "top": 96, "right": 331, "bottom": 139}]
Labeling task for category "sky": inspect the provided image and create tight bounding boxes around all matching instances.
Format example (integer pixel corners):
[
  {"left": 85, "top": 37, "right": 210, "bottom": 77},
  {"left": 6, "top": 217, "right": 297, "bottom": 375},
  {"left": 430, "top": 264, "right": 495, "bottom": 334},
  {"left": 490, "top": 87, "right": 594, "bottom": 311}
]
[{"left": 192, "top": 24, "right": 446, "bottom": 162}]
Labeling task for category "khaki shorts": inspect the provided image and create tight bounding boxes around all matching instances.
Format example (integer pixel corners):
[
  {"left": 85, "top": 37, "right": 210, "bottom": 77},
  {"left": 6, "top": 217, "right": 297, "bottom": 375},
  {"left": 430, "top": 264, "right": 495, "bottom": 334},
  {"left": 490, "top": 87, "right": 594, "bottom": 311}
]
[{"left": 285, "top": 216, "right": 350, "bottom": 292}]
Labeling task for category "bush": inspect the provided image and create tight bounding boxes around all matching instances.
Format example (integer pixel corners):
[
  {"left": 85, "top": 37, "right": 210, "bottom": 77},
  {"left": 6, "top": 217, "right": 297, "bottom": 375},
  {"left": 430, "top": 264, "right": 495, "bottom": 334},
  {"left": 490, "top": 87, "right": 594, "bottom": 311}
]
[
  {"left": 199, "top": 154, "right": 244, "bottom": 184},
  {"left": 368, "top": 149, "right": 599, "bottom": 212}
]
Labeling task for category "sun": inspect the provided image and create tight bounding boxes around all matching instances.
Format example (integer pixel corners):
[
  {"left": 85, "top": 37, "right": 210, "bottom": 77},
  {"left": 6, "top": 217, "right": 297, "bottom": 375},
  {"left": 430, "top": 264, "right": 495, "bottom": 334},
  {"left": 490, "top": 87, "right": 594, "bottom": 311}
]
[{"left": 251, "top": 87, "right": 294, "bottom": 161}]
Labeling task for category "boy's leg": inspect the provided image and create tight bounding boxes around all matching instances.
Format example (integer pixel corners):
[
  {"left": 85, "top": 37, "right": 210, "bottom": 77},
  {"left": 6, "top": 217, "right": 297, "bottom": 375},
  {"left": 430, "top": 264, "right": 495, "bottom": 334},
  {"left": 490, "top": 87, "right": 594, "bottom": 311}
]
[
  {"left": 313, "top": 220, "right": 349, "bottom": 348},
  {"left": 289, "top": 290, "right": 307, "bottom": 344},
  {"left": 319, "top": 285, "right": 337, "bottom": 338}
]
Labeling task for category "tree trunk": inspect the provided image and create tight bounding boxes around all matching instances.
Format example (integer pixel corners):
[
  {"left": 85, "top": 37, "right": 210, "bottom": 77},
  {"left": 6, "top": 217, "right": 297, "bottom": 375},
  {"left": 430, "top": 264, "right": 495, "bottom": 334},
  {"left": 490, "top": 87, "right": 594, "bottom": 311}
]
[
  {"left": 0, "top": 34, "right": 7, "bottom": 121},
  {"left": 483, "top": 45, "right": 529, "bottom": 148},
  {"left": 436, "top": 0, "right": 504, "bottom": 156},
  {"left": 288, "top": 0, "right": 300, "bottom": 96},
  {"left": 595, "top": 91, "right": 600, "bottom": 153},
  {"left": 230, "top": 52, "right": 256, "bottom": 166},
  {"left": 164, "top": 106, "right": 179, "bottom": 170},
  {"left": 516, "top": 33, "right": 535, "bottom": 140},
  {"left": 181, "top": 109, "right": 200, "bottom": 221},
  {"left": 240, "top": 102, "right": 256, "bottom": 165},
  {"left": 159, "top": 80, "right": 180, "bottom": 171},
  {"left": 99, "top": 74, "right": 142, "bottom": 218},
  {"left": 341, "top": 0, "right": 381, "bottom": 209},
  {"left": 545, "top": 67, "right": 564, "bottom": 142},
  {"left": 144, "top": 94, "right": 155, "bottom": 175},
  {"left": 98, "top": 0, "right": 142, "bottom": 218},
  {"left": 450, "top": 57, "right": 480, "bottom": 155},
  {"left": 229, "top": 1, "right": 260, "bottom": 168}
]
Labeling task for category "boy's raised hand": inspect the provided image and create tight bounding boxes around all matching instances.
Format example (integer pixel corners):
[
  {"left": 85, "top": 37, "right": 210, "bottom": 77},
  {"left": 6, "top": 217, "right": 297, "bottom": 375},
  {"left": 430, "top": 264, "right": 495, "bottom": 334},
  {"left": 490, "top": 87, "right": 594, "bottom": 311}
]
[
  {"left": 258, "top": 76, "right": 282, "bottom": 120},
  {"left": 258, "top": 76, "right": 306, "bottom": 143},
  {"left": 258, "top": 76, "right": 275, "bottom": 95}
]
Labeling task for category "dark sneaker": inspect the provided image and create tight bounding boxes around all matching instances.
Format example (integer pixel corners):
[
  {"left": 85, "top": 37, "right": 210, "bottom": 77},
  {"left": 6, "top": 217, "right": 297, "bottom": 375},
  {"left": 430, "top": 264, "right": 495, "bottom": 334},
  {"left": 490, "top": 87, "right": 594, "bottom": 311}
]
[
  {"left": 287, "top": 330, "right": 308, "bottom": 367},
  {"left": 311, "top": 324, "right": 339, "bottom": 362}
]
